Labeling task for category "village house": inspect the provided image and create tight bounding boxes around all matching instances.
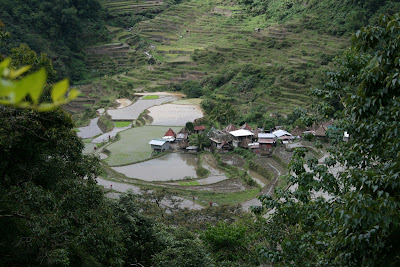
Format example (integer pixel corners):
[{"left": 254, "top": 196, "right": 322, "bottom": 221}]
[
  {"left": 225, "top": 123, "right": 238, "bottom": 132},
  {"left": 248, "top": 142, "right": 260, "bottom": 153},
  {"left": 314, "top": 121, "right": 333, "bottom": 139},
  {"left": 209, "top": 129, "right": 233, "bottom": 151},
  {"left": 176, "top": 128, "right": 188, "bottom": 142},
  {"left": 258, "top": 133, "right": 277, "bottom": 149},
  {"left": 149, "top": 139, "right": 170, "bottom": 152},
  {"left": 176, "top": 128, "right": 189, "bottom": 149},
  {"left": 193, "top": 125, "right": 206, "bottom": 134},
  {"left": 163, "top": 128, "right": 176, "bottom": 142},
  {"left": 229, "top": 129, "right": 254, "bottom": 148},
  {"left": 272, "top": 129, "right": 293, "bottom": 143}
]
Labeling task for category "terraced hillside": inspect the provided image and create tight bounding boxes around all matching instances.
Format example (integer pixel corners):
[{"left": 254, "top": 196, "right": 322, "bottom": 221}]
[
  {"left": 102, "top": 0, "right": 165, "bottom": 15},
  {"left": 78, "top": 0, "right": 349, "bottom": 118},
  {"left": 116, "top": 1, "right": 348, "bottom": 113}
]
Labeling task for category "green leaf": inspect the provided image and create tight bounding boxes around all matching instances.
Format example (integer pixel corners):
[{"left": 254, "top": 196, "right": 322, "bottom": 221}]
[
  {"left": 51, "top": 79, "right": 69, "bottom": 103},
  {"left": 37, "top": 103, "right": 56, "bottom": 112},
  {"left": 0, "top": 57, "right": 11, "bottom": 76},
  {"left": 17, "top": 68, "right": 47, "bottom": 104},
  {"left": 9, "top": 65, "right": 31, "bottom": 79},
  {"left": 66, "top": 88, "right": 79, "bottom": 101}
]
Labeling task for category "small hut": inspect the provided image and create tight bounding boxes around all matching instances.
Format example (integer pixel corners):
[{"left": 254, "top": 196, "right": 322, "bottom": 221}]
[
  {"left": 258, "top": 133, "right": 277, "bottom": 149},
  {"left": 209, "top": 130, "right": 233, "bottom": 151},
  {"left": 149, "top": 139, "right": 170, "bottom": 152},
  {"left": 194, "top": 125, "right": 206, "bottom": 134},
  {"left": 176, "top": 128, "right": 188, "bottom": 142},
  {"left": 163, "top": 128, "right": 176, "bottom": 142}
]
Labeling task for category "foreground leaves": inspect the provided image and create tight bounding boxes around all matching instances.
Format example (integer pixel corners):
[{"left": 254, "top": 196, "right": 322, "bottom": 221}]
[{"left": 0, "top": 58, "right": 79, "bottom": 111}]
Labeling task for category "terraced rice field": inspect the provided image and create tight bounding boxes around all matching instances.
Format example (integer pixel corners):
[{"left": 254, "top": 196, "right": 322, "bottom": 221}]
[
  {"left": 105, "top": 125, "right": 181, "bottom": 166},
  {"left": 99, "top": 2, "right": 340, "bottom": 112},
  {"left": 107, "top": 95, "right": 176, "bottom": 120},
  {"left": 147, "top": 103, "right": 203, "bottom": 126},
  {"left": 101, "top": 0, "right": 164, "bottom": 15}
]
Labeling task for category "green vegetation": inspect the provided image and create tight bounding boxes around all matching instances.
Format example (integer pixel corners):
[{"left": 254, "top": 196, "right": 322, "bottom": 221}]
[
  {"left": 179, "top": 181, "right": 200, "bottom": 186},
  {"left": 0, "top": 0, "right": 109, "bottom": 80},
  {"left": 172, "top": 98, "right": 203, "bottom": 105},
  {"left": 256, "top": 14, "right": 400, "bottom": 266},
  {"left": 142, "top": 95, "right": 159, "bottom": 100},
  {"left": 98, "top": 114, "right": 115, "bottom": 132},
  {"left": 184, "top": 187, "right": 260, "bottom": 206},
  {"left": 0, "top": 58, "right": 79, "bottom": 111},
  {"left": 3, "top": 1, "right": 400, "bottom": 266},
  {"left": 115, "top": 121, "right": 132, "bottom": 127}
]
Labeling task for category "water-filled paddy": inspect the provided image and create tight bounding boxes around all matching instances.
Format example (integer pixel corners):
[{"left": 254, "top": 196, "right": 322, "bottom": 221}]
[
  {"left": 112, "top": 153, "right": 199, "bottom": 181},
  {"left": 105, "top": 126, "right": 181, "bottom": 166}
]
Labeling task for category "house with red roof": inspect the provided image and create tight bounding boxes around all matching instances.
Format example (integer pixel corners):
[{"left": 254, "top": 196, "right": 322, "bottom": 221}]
[
  {"left": 163, "top": 128, "right": 176, "bottom": 142},
  {"left": 194, "top": 125, "right": 206, "bottom": 134}
]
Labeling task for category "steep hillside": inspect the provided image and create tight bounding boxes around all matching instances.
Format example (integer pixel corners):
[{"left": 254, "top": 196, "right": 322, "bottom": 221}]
[
  {"left": 72, "top": 0, "right": 399, "bottom": 125},
  {"left": 0, "top": 0, "right": 109, "bottom": 80}
]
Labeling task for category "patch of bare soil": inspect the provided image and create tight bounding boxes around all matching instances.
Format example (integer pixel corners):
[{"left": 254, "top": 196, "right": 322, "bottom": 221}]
[{"left": 115, "top": 98, "right": 132, "bottom": 109}]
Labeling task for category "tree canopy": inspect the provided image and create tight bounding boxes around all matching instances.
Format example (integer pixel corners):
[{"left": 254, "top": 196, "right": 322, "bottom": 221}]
[
  {"left": 257, "top": 13, "right": 400, "bottom": 266},
  {"left": 0, "top": 0, "right": 108, "bottom": 80}
]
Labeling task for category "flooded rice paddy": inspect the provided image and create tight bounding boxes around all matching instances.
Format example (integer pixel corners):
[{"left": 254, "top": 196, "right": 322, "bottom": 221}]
[
  {"left": 112, "top": 153, "right": 199, "bottom": 181},
  {"left": 105, "top": 126, "right": 181, "bottom": 166}
]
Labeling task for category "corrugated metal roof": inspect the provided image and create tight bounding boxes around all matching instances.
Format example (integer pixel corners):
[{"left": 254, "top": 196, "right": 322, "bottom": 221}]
[
  {"left": 230, "top": 129, "right": 254, "bottom": 137},
  {"left": 258, "top": 133, "right": 276, "bottom": 139},
  {"left": 272, "top": 129, "right": 292, "bottom": 137},
  {"left": 259, "top": 138, "right": 275, "bottom": 144},
  {"left": 149, "top": 139, "right": 167, "bottom": 146},
  {"left": 176, "top": 133, "right": 188, "bottom": 139}
]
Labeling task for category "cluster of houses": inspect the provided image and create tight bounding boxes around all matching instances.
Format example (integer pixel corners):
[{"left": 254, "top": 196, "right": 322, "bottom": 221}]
[
  {"left": 149, "top": 123, "right": 297, "bottom": 155},
  {"left": 149, "top": 120, "right": 337, "bottom": 155}
]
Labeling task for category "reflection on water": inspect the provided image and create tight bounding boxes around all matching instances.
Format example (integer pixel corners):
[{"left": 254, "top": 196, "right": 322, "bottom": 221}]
[{"left": 112, "top": 153, "right": 199, "bottom": 181}]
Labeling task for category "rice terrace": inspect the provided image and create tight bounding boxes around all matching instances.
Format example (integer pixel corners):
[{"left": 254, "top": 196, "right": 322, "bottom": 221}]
[{"left": 2, "top": 0, "right": 398, "bottom": 265}]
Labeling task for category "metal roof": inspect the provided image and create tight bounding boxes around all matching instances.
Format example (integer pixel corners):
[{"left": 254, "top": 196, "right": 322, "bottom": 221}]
[
  {"left": 229, "top": 129, "right": 254, "bottom": 137},
  {"left": 272, "top": 129, "right": 292, "bottom": 137},
  {"left": 259, "top": 138, "right": 275, "bottom": 144},
  {"left": 258, "top": 133, "right": 276, "bottom": 139},
  {"left": 149, "top": 139, "right": 167, "bottom": 146}
]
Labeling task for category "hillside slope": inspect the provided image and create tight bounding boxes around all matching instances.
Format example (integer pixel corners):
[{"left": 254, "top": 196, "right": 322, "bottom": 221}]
[{"left": 73, "top": 0, "right": 399, "bottom": 124}]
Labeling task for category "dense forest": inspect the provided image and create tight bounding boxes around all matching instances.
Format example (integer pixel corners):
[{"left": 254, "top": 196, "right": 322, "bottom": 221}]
[{"left": 1, "top": 0, "right": 400, "bottom": 266}]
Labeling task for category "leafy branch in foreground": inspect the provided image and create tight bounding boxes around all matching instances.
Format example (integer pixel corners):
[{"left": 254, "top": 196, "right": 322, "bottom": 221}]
[{"left": 0, "top": 58, "right": 79, "bottom": 111}]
